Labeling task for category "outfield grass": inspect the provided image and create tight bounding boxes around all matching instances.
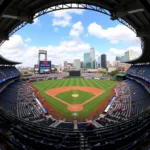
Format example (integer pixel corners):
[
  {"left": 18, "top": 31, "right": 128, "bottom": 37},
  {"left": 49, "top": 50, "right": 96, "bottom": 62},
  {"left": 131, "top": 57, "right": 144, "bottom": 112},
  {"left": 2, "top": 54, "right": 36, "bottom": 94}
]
[
  {"left": 32, "top": 78, "right": 118, "bottom": 118},
  {"left": 56, "top": 90, "right": 94, "bottom": 104}
]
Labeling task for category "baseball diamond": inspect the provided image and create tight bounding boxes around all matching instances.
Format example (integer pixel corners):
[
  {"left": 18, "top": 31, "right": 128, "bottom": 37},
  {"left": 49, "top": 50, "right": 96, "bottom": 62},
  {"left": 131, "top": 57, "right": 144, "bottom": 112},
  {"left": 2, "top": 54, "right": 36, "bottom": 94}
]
[{"left": 31, "top": 78, "right": 117, "bottom": 119}]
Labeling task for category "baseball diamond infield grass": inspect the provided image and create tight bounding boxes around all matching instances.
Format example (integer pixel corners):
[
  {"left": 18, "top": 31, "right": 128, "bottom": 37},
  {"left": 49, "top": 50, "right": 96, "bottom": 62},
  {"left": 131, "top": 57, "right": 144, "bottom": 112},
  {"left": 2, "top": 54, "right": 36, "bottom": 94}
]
[
  {"left": 32, "top": 78, "right": 118, "bottom": 118},
  {"left": 56, "top": 90, "right": 94, "bottom": 104}
]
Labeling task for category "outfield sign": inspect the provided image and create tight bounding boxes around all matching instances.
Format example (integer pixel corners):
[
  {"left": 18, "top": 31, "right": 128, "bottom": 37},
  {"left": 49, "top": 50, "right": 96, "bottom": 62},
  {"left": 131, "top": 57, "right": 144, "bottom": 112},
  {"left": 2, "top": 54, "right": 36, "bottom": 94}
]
[
  {"left": 84, "top": 77, "right": 92, "bottom": 79},
  {"left": 39, "top": 61, "right": 51, "bottom": 74},
  {"left": 94, "top": 78, "right": 100, "bottom": 80}
]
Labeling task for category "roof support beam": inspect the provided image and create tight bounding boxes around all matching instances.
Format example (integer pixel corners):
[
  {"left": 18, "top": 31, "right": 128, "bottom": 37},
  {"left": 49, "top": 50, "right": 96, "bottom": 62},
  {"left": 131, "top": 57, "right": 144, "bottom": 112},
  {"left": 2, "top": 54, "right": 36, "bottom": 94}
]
[
  {"left": 111, "top": 1, "right": 143, "bottom": 20},
  {"left": 2, "top": 8, "right": 33, "bottom": 23},
  {"left": 136, "top": 28, "right": 150, "bottom": 37},
  {"left": 0, "top": 0, "right": 13, "bottom": 15},
  {"left": 0, "top": 32, "right": 9, "bottom": 40}
]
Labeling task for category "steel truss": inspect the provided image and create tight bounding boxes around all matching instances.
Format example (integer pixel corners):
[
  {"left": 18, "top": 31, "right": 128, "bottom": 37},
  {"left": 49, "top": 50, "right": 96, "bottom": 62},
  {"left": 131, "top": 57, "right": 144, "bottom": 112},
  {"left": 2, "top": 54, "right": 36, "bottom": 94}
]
[{"left": 0, "top": 3, "right": 139, "bottom": 47}]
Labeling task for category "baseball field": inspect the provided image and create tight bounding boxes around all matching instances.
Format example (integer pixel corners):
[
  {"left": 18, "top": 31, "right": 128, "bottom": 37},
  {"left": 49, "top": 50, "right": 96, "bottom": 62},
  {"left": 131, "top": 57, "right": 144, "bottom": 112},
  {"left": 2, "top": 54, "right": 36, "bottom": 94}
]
[{"left": 31, "top": 78, "right": 117, "bottom": 119}]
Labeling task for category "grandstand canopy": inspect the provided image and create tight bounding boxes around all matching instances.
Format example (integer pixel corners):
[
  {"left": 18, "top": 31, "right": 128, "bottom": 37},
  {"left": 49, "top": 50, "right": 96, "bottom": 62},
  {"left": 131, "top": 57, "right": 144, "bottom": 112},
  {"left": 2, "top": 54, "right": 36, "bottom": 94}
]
[
  {"left": 0, "top": 55, "right": 21, "bottom": 65},
  {"left": 0, "top": 0, "right": 150, "bottom": 64}
]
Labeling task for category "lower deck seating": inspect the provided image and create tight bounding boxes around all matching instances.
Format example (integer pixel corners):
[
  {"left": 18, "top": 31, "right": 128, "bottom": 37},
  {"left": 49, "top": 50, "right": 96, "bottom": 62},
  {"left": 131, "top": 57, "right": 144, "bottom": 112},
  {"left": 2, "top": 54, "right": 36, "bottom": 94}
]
[
  {"left": 0, "top": 81, "right": 55, "bottom": 126},
  {"left": 107, "top": 79, "right": 150, "bottom": 122},
  {"left": 0, "top": 109, "right": 150, "bottom": 150},
  {"left": 57, "top": 122, "right": 74, "bottom": 129}
]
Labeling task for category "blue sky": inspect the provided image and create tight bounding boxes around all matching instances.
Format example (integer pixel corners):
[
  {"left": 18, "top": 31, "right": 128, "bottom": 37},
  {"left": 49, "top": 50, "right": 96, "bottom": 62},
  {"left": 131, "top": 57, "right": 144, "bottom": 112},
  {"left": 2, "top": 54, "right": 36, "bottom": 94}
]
[{"left": 0, "top": 8, "right": 141, "bottom": 67}]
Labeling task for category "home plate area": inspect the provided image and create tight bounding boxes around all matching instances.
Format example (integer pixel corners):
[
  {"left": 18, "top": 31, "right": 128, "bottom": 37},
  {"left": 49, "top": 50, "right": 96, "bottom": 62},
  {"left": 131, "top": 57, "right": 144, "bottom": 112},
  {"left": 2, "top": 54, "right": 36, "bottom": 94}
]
[{"left": 68, "top": 104, "right": 83, "bottom": 112}]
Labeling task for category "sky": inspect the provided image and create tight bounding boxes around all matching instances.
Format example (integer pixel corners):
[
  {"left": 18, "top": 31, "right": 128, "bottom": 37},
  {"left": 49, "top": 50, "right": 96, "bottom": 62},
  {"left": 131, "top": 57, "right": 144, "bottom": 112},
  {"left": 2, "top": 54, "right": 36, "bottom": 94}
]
[{"left": 0, "top": 8, "right": 142, "bottom": 67}]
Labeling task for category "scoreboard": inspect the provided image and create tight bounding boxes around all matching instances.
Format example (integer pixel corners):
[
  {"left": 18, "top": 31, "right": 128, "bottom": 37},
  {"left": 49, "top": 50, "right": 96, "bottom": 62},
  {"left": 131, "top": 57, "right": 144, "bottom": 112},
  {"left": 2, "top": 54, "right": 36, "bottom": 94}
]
[
  {"left": 69, "top": 70, "right": 81, "bottom": 76},
  {"left": 39, "top": 61, "right": 51, "bottom": 74}
]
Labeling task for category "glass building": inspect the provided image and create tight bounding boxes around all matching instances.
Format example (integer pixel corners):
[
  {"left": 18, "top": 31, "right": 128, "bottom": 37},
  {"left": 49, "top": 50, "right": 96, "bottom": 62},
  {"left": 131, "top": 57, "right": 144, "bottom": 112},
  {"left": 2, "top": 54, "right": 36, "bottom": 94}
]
[
  {"left": 84, "top": 53, "right": 91, "bottom": 68},
  {"left": 101, "top": 54, "right": 107, "bottom": 68},
  {"left": 90, "top": 47, "right": 95, "bottom": 69}
]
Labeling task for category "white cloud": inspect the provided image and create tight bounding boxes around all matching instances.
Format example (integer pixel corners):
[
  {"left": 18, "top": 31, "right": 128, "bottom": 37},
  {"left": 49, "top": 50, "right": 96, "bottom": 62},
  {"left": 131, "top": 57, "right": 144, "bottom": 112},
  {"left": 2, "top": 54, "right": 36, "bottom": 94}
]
[
  {"left": 0, "top": 34, "right": 142, "bottom": 67},
  {"left": 88, "top": 23, "right": 140, "bottom": 44},
  {"left": 0, "top": 35, "right": 90, "bottom": 67},
  {"left": 33, "top": 18, "right": 39, "bottom": 25},
  {"left": 106, "top": 46, "right": 142, "bottom": 63},
  {"left": 25, "top": 38, "right": 31, "bottom": 42},
  {"left": 70, "top": 21, "right": 84, "bottom": 38},
  {"left": 51, "top": 9, "right": 84, "bottom": 27}
]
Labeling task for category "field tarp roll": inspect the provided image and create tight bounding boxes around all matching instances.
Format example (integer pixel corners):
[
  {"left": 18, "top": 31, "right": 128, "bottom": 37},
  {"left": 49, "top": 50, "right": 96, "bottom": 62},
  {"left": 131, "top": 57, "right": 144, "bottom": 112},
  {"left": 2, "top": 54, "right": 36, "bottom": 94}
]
[
  {"left": 34, "top": 98, "right": 48, "bottom": 114},
  {"left": 104, "top": 96, "right": 116, "bottom": 113}
]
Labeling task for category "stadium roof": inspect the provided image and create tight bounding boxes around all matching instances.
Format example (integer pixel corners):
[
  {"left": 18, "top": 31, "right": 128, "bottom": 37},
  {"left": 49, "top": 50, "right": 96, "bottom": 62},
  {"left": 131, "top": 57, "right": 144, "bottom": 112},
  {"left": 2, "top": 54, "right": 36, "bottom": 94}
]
[
  {"left": 0, "top": 0, "right": 150, "bottom": 64},
  {"left": 0, "top": 54, "right": 21, "bottom": 65}
]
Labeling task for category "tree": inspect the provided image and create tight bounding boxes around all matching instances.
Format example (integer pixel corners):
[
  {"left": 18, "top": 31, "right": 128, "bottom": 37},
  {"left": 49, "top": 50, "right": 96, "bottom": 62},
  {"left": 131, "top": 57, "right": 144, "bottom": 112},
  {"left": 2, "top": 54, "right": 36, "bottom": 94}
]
[
  {"left": 54, "top": 68, "right": 57, "bottom": 72},
  {"left": 110, "top": 70, "right": 119, "bottom": 76}
]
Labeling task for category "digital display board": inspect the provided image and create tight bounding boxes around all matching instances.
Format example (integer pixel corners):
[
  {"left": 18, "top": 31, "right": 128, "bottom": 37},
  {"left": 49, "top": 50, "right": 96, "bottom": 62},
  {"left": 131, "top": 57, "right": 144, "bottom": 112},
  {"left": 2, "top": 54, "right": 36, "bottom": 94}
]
[
  {"left": 69, "top": 71, "right": 80, "bottom": 76},
  {"left": 39, "top": 61, "right": 51, "bottom": 74}
]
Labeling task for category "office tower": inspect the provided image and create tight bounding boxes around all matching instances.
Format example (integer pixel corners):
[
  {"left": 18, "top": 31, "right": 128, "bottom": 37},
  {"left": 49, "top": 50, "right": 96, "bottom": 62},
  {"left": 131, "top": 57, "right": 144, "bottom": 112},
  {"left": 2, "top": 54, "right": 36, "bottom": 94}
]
[
  {"left": 84, "top": 53, "right": 91, "bottom": 68},
  {"left": 124, "top": 50, "right": 138, "bottom": 61},
  {"left": 81, "top": 61, "right": 84, "bottom": 68},
  {"left": 73, "top": 59, "right": 81, "bottom": 70},
  {"left": 62, "top": 61, "right": 67, "bottom": 67},
  {"left": 90, "top": 47, "right": 95, "bottom": 69},
  {"left": 101, "top": 54, "right": 107, "bottom": 68},
  {"left": 116, "top": 56, "right": 121, "bottom": 61},
  {"left": 98, "top": 56, "right": 101, "bottom": 68},
  {"left": 121, "top": 56, "right": 125, "bottom": 62},
  {"left": 95, "top": 60, "right": 98, "bottom": 69}
]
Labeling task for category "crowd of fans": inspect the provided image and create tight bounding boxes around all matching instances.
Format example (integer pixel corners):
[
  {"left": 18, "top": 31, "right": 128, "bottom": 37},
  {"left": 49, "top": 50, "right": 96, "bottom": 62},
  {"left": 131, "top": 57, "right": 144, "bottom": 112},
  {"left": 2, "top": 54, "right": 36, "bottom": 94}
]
[
  {"left": 0, "top": 66, "right": 20, "bottom": 80},
  {"left": 126, "top": 64, "right": 150, "bottom": 79},
  {"left": 81, "top": 73, "right": 103, "bottom": 78},
  {"left": 106, "top": 79, "right": 150, "bottom": 121}
]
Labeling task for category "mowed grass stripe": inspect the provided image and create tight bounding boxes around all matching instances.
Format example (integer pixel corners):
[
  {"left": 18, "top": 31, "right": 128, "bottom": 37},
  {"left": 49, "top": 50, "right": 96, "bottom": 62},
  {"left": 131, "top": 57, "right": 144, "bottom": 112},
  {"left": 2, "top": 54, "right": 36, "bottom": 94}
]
[
  {"left": 32, "top": 79, "right": 118, "bottom": 118},
  {"left": 62, "top": 79, "right": 70, "bottom": 87},
  {"left": 83, "top": 79, "right": 95, "bottom": 87}
]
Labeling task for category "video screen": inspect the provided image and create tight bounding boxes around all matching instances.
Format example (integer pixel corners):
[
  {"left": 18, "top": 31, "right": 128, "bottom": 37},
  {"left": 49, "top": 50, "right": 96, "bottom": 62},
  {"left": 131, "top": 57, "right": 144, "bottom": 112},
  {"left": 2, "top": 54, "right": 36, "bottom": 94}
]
[{"left": 39, "top": 61, "right": 51, "bottom": 73}]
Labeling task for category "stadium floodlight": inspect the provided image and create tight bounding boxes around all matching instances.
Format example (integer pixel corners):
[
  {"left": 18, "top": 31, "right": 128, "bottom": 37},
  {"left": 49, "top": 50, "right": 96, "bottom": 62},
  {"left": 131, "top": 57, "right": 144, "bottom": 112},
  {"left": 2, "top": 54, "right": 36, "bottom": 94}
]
[
  {"left": 128, "top": 9, "right": 144, "bottom": 14},
  {"left": 2, "top": 14, "right": 18, "bottom": 19}
]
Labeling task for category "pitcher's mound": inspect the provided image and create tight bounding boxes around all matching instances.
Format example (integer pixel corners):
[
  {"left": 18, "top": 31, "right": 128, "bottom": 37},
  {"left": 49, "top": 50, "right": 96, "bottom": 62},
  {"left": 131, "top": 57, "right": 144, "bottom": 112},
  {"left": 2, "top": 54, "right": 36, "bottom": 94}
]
[
  {"left": 68, "top": 104, "right": 83, "bottom": 112},
  {"left": 72, "top": 94, "right": 79, "bottom": 98}
]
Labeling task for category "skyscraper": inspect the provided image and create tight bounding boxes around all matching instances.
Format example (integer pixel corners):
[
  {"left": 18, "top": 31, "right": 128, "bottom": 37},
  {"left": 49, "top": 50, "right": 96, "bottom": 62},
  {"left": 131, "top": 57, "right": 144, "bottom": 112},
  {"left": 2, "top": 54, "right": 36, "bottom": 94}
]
[
  {"left": 101, "top": 54, "right": 107, "bottom": 68},
  {"left": 121, "top": 56, "right": 125, "bottom": 62},
  {"left": 90, "top": 47, "right": 95, "bottom": 69},
  {"left": 124, "top": 50, "right": 138, "bottom": 61},
  {"left": 98, "top": 56, "right": 101, "bottom": 68},
  {"left": 80, "top": 61, "right": 84, "bottom": 68},
  {"left": 116, "top": 56, "right": 121, "bottom": 61},
  {"left": 84, "top": 53, "right": 91, "bottom": 68},
  {"left": 73, "top": 59, "right": 81, "bottom": 70}
]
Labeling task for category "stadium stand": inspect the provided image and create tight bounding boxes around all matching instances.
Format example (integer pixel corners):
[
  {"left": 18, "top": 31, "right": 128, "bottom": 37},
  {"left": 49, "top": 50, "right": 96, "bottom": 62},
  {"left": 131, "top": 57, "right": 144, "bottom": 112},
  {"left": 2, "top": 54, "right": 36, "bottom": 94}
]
[
  {"left": 126, "top": 65, "right": 150, "bottom": 80},
  {"left": 0, "top": 54, "right": 150, "bottom": 149},
  {"left": 81, "top": 73, "right": 103, "bottom": 78},
  {"left": 0, "top": 66, "right": 20, "bottom": 81}
]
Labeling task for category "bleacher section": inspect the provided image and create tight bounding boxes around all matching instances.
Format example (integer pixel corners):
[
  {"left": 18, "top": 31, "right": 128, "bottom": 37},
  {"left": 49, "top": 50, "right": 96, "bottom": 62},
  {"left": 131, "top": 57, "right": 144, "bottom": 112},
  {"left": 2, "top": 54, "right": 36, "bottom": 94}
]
[
  {"left": 81, "top": 73, "right": 103, "bottom": 78},
  {"left": 126, "top": 64, "right": 150, "bottom": 80},
  {"left": 105, "top": 79, "right": 150, "bottom": 123},
  {"left": 0, "top": 81, "right": 56, "bottom": 127},
  {"left": 0, "top": 107, "right": 150, "bottom": 150},
  {"left": 0, "top": 66, "right": 20, "bottom": 82}
]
